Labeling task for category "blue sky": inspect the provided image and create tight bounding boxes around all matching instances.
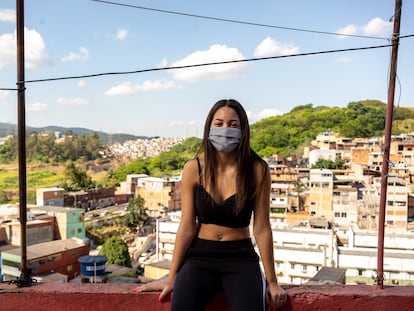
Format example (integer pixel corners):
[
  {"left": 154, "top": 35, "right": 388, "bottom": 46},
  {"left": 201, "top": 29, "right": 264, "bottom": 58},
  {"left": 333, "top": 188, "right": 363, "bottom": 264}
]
[{"left": 0, "top": 0, "right": 413, "bottom": 138}]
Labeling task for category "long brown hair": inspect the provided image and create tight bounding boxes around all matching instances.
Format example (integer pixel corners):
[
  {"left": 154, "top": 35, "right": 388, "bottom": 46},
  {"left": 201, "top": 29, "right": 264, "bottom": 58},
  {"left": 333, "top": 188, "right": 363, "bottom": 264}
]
[{"left": 196, "top": 99, "right": 267, "bottom": 214}]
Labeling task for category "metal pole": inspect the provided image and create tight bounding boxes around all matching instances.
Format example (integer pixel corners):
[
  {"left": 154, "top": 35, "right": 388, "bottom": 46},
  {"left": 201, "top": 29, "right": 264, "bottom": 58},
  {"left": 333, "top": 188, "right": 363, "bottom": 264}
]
[
  {"left": 376, "top": 0, "right": 402, "bottom": 289},
  {"left": 16, "top": 0, "right": 30, "bottom": 286}
]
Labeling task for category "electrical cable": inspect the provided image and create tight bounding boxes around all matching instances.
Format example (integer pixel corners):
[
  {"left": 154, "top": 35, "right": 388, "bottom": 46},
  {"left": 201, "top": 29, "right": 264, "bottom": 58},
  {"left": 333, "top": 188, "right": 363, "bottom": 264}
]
[
  {"left": 19, "top": 43, "right": 392, "bottom": 84},
  {"left": 91, "top": 0, "right": 390, "bottom": 41}
]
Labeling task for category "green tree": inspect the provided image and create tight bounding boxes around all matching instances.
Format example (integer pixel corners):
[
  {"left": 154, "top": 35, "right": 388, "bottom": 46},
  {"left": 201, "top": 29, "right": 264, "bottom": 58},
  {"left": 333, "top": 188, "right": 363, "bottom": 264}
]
[
  {"left": 0, "top": 137, "right": 17, "bottom": 163},
  {"left": 98, "top": 236, "right": 131, "bottom": 267},
  {"left": 311, "top": 156, "right": 345, "bottom": 169},
  {"left": 123, "top": 196, "right": 149, "bottom": 232},
  {"left": 61, "top": 160, "right": 95, "bottom": 191},
  {"left": 0, "top": 190, "right": 9, "bottom": 204}
]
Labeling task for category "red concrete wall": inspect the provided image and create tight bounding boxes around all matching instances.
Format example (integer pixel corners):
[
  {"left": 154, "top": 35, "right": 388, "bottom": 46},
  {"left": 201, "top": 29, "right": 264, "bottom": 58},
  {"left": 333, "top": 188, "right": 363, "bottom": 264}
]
[{"left": 1, "top": 283, "right": 414, "bottom": 311}]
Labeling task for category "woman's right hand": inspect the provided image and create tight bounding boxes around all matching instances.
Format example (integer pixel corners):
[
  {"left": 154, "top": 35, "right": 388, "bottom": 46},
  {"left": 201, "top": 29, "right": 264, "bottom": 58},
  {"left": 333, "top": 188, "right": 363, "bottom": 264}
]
[
  {"left": 157, "top": 280, "right": 174, "bottom": 302},
  {"left": 134, "top": 276, "right": 174, "bottom": 302}
]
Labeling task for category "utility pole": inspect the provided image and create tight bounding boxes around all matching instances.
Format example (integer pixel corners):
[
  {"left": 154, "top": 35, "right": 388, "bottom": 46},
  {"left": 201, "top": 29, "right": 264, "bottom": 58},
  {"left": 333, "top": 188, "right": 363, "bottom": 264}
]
[
  {"left": 16, "top": 0, "right": 31, "bottom": 287},
  {"left": 376, "top": 0, "right": 402, "bottom": 289}
]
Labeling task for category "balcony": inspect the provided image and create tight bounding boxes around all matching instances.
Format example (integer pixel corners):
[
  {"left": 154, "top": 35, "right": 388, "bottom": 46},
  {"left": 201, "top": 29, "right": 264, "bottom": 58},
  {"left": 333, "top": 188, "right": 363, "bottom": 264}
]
[{"left": 1, "top": 282, "right": 413, "bottom": 311}]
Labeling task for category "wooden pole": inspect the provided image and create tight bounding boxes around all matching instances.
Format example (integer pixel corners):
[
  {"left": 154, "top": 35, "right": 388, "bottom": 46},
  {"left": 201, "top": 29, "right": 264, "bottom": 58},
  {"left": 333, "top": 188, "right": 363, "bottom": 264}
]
[
  {"left": 16, "top": 0, "right": 30, "bottom": 286},
  {"left": 376, "top": 0, "right": 402, "bottom": 289}
]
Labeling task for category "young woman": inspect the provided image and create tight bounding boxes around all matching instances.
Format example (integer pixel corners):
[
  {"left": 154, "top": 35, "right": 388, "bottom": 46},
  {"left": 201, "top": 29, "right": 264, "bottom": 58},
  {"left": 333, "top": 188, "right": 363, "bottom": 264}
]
[{"left": 138, "top": 99, "right": 287, "bottom": 310}]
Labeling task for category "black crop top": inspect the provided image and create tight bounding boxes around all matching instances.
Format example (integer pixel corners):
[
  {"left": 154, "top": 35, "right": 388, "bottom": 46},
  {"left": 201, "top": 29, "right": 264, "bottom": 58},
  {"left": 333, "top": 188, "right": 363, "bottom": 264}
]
[{"left": 194, "top": 158, "right": 254, "bottom": 228}]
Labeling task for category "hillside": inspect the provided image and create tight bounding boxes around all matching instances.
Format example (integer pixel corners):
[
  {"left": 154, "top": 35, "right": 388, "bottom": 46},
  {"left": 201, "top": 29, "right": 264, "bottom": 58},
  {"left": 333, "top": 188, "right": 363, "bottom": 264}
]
[
  {"left": 2, "top": 99, "right": 414, "bottom": 158},
  {"left": 250, "top": 99, "right": 414, "bottom": 156},
  {"left": 0, "top": 123, "right": 146, "bottom": 145}
]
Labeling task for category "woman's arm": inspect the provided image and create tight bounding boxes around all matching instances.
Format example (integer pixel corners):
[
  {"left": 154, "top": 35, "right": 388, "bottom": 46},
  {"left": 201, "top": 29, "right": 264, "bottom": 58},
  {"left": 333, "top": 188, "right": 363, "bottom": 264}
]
[
  {"left": 252, "top": 162, "right": 287, "bottom": 309},
  {"left": 252, "top": 163, "right": 277, "bottom": 283},
  {"left": 138, "top": 159, "right": 198, "bottom": 300}
]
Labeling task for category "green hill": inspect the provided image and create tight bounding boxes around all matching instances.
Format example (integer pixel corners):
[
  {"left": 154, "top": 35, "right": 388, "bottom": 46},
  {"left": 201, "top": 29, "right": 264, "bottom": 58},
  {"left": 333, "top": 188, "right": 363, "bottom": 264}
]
[
  {"left": 0, "top": 123, "right": 145, "bottom": 145},
  {"left": 250, "top": 99, "right": 414, "bottom": 156}
]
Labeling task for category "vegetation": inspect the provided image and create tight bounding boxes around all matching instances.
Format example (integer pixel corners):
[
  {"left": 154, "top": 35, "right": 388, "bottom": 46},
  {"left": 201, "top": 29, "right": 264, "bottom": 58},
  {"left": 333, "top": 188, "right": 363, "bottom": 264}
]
[
  {"left": 250, "top": 100, "right": 414, "bottom": 157},
  {"left": 105, "top": 137, "right": 200, "bottom": 186},
  {"left": 98, "top": 236, "right": 132, "bottom": 267},
  {"left": 0, "top": 131, "right": 102, "bottom": 164},
  {"left": 2, "top": 99, "right": 414, "bottom": 196},
  {"left": 0, "top": 123, "right": 144, "bottom": 145},
  {"left": 123, "top": 196, "right": 150, "bottom": 232},
  {"left": 311, "top": 157, "right": 345, "bottom": 169},
  {"left": 60, "top": 160, "right": 96, "bottom": 192}
]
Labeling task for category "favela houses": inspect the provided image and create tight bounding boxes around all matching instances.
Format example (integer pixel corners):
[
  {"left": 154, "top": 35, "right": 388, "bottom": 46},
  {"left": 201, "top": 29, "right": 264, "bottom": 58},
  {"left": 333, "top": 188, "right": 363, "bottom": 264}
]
[{"left": 2, "top": 0, "right": 414, "bottom": 310}]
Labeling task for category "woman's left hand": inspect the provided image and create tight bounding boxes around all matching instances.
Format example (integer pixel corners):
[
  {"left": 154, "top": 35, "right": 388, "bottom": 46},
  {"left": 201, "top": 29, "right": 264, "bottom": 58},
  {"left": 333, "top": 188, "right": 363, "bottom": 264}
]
[{"left": 266, "top": 282, "right": 288, "bottom": 310}]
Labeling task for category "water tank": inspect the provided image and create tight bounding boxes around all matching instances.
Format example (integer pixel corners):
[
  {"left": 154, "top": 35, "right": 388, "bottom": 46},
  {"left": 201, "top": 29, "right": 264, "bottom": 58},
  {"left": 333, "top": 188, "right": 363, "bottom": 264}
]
[{"left": 78, "top": 255, "right": 107, "bottom": 276}]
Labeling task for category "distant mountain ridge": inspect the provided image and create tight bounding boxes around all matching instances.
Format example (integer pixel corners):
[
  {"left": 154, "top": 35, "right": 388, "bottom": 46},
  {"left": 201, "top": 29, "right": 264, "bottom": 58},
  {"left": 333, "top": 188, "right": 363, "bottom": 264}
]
[{"left": 0, "top": 122, "right": 147, "bottom": 145}]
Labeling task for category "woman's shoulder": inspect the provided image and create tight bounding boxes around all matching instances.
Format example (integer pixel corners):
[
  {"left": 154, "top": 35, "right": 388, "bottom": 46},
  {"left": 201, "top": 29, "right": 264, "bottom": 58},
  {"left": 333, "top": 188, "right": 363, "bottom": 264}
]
[
  {"left": 251, "top": 157, "right": 270, "bottom": 179},
  {"left": 181, "top": 157, "right": 203, "bottom": 183},
  {"left": 251, "top": 156, "right": 268, "bottom": 169},
  {"left": 183, "top": 157, "right": 202, "bottom": 171}
]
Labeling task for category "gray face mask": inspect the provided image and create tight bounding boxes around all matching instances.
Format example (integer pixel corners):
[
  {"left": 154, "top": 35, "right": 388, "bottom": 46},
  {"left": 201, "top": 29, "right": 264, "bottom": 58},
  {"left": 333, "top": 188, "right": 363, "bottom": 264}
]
[{"left": 208, "top": 127, "right": 242, "bottom": 153}]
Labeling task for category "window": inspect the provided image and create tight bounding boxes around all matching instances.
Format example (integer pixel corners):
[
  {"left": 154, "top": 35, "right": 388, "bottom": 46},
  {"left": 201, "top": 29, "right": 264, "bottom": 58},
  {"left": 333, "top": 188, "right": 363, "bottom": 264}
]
[{"left": 67, "top": 265, "right": 73, "bottom": 272}]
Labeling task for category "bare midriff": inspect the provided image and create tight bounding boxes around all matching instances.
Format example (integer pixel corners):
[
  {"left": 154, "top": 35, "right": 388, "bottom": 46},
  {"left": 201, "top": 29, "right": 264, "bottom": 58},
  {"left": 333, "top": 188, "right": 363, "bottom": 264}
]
[{"left": 197, "top": 223, "right": 250, "bottom": 241}]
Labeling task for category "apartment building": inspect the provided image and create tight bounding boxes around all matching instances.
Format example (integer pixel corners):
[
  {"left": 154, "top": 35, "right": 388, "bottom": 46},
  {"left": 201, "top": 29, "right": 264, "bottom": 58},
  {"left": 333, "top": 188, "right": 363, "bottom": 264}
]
[
  {"left": 36, "top": 187, "right": 64, "bottom": 207},
  {"left": 390, "top": 139, "right": 414, "bottom": 173},
  {"left": 153, "top": 212, "right": 414, "bottom": 286},
  {"left": 1, "top": 218, "right": 54, "bottom": 246},
  {"left": 385, "top": 176, "right": 409, "bottom": 228},
  {"left": 332, "top": 185, "right": 359, "bottom": 228},
  {"left": 29, "top": 205, "right": 86, "bottom": 240},
  {"left": 135, "top": 176, "right": 181, "bottom": 217},
  {"left": 309, "top": 169, "right": 334, "bottom": 220},
  {"left": 1, "top": 237, "right": 90, "bottom": 282}
]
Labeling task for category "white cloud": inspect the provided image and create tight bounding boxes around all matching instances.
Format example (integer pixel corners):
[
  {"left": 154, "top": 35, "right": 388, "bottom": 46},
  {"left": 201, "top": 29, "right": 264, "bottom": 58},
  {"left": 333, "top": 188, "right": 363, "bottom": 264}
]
[
  {"left": 61, "top": 47, "right": 89, "bottom": 63},
  {"left": 77, "top": 80, "right": 86, "bottom": 88},
  {"left": 57, "top": 97, "right": 90, "bottom": 105},
  {"left": 25, "top": 28, "right": 47, "bottom": 69},
  {"left": 247, "top": 108, "right": 281, "bottom": 123},
  {"left": 337, "top": 18, "right": 392, "bottom": 39},
  {"left": 0, "top": 90, "right": 10, "bottom": 98},
  {"left": 0, "top": 28, "right": 46, "bottom": 69},
  {"left": 116, "top": 28, "right": 128, "bottom": 40},
  {"left": 0, "top": 32, "right": 14, "bottom": 69},
  {"left": 0, "top": 9, "right": 15, "bottom": 23},
  {"left": 363, "top": 17, "right": 392, "bottom": 37},
  {"left": 104, "top": 79, "right": 182, "bottom": 96},
  {"left": 27, "top": 102, "right": 48, "bottom": 112},
  {"left": 336, "top": 24, "right": 358, "bottom": 39},
  {"left": 169, "top": 44, "right": 247, "bottom": 82},
  {"left": 254, "top": 37, "right": 299, "bottom": 58}
]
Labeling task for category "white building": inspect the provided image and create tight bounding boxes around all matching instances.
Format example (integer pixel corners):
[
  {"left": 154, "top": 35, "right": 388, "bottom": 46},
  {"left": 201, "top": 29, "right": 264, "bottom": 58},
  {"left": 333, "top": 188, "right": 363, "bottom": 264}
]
[{"left": 152, "top": 212, "right": 414, "bottom": 286}]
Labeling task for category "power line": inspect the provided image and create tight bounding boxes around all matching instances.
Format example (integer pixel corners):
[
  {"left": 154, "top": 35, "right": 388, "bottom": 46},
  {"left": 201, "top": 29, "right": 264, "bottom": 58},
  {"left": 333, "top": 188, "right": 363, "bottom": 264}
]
[
  {"left": 91, "top": 0, "right": 389, "bottom": 41},
  {"left": 19, "top": 44, "right": 391, "bottom": 84}
]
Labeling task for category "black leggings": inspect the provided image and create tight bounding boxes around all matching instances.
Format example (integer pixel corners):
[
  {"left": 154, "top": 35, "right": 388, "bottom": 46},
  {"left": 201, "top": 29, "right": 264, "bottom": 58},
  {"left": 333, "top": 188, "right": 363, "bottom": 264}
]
[{"left": 171, "top": 238, "right": 265, "bottom": 311}]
